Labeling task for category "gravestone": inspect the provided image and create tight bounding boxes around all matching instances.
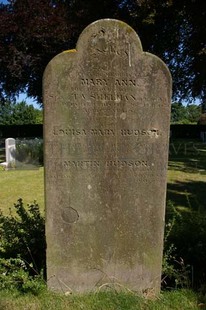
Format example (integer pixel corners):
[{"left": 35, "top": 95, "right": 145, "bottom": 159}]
[
  {"left": 5, "top": 138, "right": 16, "bottom": 167},
  {"left": 0, "top": 138, "right": 16, "bottom": 168},
  {"left": 44, "top": 19, "right": 172, "bottom": 294},
  {"left": 6, "top": 138, "right": 16, "bottom": 167}
]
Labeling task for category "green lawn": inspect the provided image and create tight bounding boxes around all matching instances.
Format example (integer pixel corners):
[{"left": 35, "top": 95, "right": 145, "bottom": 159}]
[
  {"left": 167, "top": 139, "right": 206, "bottom": 212},
  {"left": 0, "top": 167, "right": 44, "bottom": 214}
]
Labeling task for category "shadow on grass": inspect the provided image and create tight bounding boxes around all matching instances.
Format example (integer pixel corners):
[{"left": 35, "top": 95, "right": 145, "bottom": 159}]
[
  {"left": 167, "top": 180, "right": 206, "bottom": 212},
  {"left": 168, "top": 160, "right": 206, "bottom": 175},
  {"left": 166, "top": 140, "right": 206, "bottom": 288},
  {"left": 167, "top": 139, "right": 206, "bottom": 210},
  {"left": 168, "top": 139, "right": 206, "bottom": 174}
]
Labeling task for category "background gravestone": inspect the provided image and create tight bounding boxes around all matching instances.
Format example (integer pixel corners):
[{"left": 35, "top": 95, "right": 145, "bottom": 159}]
[
  {"left": 44, "top": 19, "right": 172, "bottom": 294},
  {"left": 6, "top": 138, "right": 16, "bottom": 167}
]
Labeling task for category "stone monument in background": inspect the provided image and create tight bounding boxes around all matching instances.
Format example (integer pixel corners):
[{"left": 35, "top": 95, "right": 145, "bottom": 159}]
[
  {"left": 0, "top": 138, "right": 16, "bottom": 168},
  {"left": 43, "top": 19, "right": 172, "bottom": 294}
]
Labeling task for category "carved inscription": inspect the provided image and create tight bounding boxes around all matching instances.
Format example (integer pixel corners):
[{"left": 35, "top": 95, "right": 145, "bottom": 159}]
[
  {"left": 50, "top": 125, "right": 161, "bottom": 165},
  {"left": 53, "top": 126, "right": 160, "bottom": 138},
  {"left": 95, "top": 46, "right": 129, "bottom": 57},
  {"left": 58, "top": 160, "right": 151, "bottom": 170},
  {"left": 81, "top": 78, "right": 108, "bottom": 86},
  {"left": 81, "top": 78, "right": 137, "bottom": 87},
  {"left": 121, "top": 129, "right": 160, "bottom": 137},
  {"left": 53, "top": 127, "right": 115, "bottom": 136},
  {"left": 105, "top": 160, "right": 149, "bottom": 168},
  {"left": 64, "top": 160, "right": 100, "bottom": 169},
  {"left": 90, "top": 93, "right": 136, "bottom": 101},
  {"left": 71, "top": 92, "right": 136, "bottom": 101},
  {"left": 59, "top": 76, "right": 167, "bottom": 116}
]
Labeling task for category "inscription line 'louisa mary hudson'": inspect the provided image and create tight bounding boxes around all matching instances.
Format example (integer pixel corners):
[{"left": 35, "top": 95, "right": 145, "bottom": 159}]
[
  {"left": 52, "top": 126, "right": 160, "bottom": 137},
  {"left": 44, "top": 19, "right": 171, "bottom": 294}
]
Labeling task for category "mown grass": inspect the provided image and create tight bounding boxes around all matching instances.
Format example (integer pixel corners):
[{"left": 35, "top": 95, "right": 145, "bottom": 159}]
[
  {"left": 167, "top": 139, "right": 206, "bottom": 212},
  {"left": 0, "top": 289, "right": 204, "bottom": 310},
  {"left": 0, "top": 167, "right": 44, "bottom": 214}
]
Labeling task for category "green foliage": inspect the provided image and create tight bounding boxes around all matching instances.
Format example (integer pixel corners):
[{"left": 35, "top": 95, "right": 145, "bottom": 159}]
[
  {"left": 167, "top": 211, "right": 206, "bottom": 288},
  {"left": 171, "top": 102, "right": 186, "bottom": 124},
  {"left": 163, "top": 199, "right": 206, "bottom": 290},
  {"left": 0, "top": 198, "right": 46, "bottom": 295},
  {"left": 0, "top": 257, "right": 45, "bottom": 294},
  {"left": 162, "top": 202, "right": 191, "bottom": 289},
  {"left": 171, "top": 102, "right": 201, "bottom": 124},
  {"left": 186, "top": 104, "right": 202, "bottom": 123},
  {"left": 15, "top": 138, "right": 43, "bottom": 166},
  {"left": 0, "top": 100, "right": 43, "bottom": 125},
  {"left": 0, "top": 198, "right": 46, "bottom": 276}
]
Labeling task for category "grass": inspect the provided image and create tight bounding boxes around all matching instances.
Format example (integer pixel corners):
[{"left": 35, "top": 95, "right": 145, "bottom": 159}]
[
  {"left": 0, "top": 288, "right": 204, "bottom": 310},
  {"left": 0, "top": 167, "right": 44, "bottom": 214},
  {"left": 167, "top": 139, "right": 206, "bottom": 212}
]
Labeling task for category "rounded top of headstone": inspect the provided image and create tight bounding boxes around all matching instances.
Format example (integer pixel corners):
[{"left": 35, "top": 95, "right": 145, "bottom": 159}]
[
  {"left": 44, "top": 19, "right": 171, "bottom": 86},
  {"left": 76, "top": 18, "right": 143, "bottom": 54}
]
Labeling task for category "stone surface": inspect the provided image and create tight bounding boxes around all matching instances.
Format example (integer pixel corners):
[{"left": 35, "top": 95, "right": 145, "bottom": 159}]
[
  {"left": 43, "top": 19, "right": 172, "bottom": 294},
  {"left": 5, "top": 138, "right": 16, "bottom": 167}
]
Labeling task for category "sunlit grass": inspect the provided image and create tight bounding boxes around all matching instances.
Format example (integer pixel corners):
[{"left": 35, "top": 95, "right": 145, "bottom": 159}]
[
  {"left": 167, "top": 139, "right": 206, "bottom": 211},
  {"left": 0, "top": 167, "right": 44, "bottom": 214},
  {"left": 0, "top": 289, "right": 202, "bottom": 310}
]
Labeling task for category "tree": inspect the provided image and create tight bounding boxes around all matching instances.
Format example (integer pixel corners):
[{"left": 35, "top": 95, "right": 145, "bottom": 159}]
[
  {"left": 0, "top": 100, "right": 43, "bottom": 125},
  {"left": 171, "top": 102, "right": 187, "bottom": 124},
  {"left": 121, "top": 0, "right": 206, "bottom": 103},
  {"left": 186, "top": 104, "right": 201, "bottom": 124},
  {"left": 0, "top": 0, "right": 72, "bottom": 103},
  {"left": 0, "top": 0, "right": 206, "bottom": 105},
  {"left": 171, "top": 102, "right": 201, "bottom": 124}
]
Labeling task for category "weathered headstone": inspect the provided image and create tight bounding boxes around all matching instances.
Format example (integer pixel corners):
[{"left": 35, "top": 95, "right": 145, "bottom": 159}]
[{"left": 44, "top": 19, "right": 172, "bottom": 294}]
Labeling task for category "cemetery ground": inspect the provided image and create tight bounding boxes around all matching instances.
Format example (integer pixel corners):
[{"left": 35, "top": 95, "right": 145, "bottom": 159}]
[
  {"left": 0, "top": 138, "right": 206, "bottom": 309},
  {"left": 0, "top": 167, "right": 44, "bottom": 215},
  {"left": 0, "top": 289, "right": 203, "bottom": 309}
]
